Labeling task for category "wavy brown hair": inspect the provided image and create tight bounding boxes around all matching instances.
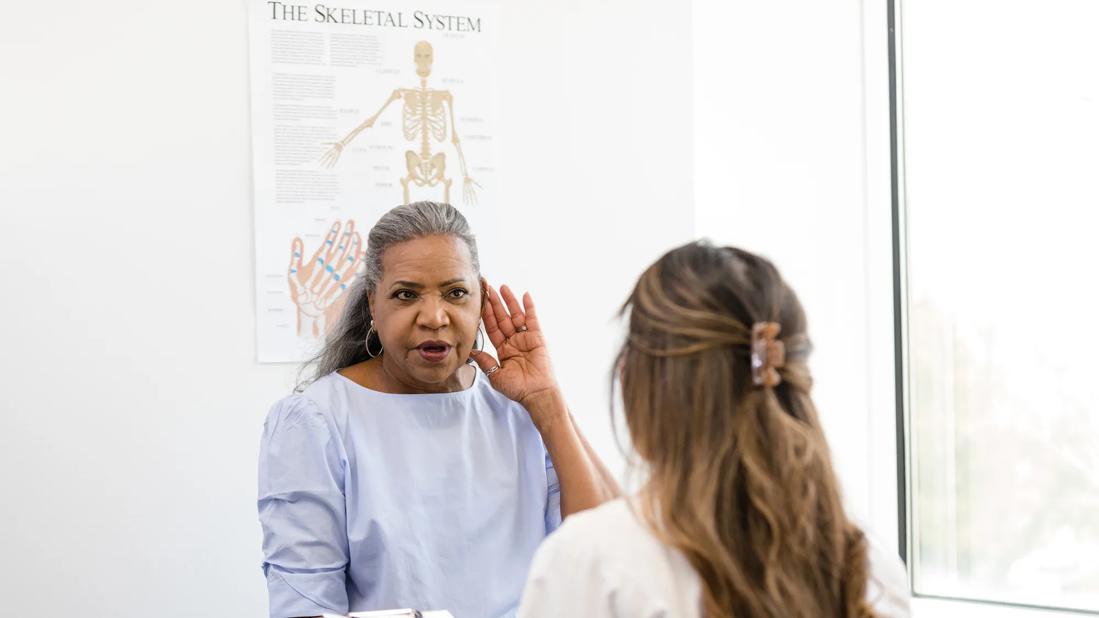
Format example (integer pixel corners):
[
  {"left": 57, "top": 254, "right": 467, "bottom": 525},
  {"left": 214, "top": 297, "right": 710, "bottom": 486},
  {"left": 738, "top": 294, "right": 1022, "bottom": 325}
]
[{"left": 616, "top": 241, "right": 874, "bottom": 618}]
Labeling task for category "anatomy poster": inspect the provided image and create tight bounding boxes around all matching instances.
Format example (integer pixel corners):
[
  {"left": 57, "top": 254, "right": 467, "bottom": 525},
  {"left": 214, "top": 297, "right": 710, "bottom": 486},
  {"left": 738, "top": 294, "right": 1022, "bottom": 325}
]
[{"left": 248, "top": 1, "right": 500, "bottom": 362}]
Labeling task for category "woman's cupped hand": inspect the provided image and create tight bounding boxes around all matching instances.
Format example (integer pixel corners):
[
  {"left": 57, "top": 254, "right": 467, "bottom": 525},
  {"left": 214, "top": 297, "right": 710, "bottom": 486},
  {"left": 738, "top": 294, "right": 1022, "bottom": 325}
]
[{"left": 469, "top": 282, "right": 563, "bottom": 426}]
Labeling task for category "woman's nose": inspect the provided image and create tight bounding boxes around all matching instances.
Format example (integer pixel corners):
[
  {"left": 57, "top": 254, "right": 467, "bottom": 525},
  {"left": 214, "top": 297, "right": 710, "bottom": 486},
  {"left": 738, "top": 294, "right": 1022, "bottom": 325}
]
[{"left": 417, "top": 296, "right": 449, "bottom": 329}]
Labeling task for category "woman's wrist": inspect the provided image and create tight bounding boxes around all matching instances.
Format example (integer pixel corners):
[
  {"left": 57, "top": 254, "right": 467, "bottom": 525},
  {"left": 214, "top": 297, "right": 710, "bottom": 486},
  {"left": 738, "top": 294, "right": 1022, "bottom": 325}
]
[{"left": 520, "top": 387, "right": 568, "bottom": 434}]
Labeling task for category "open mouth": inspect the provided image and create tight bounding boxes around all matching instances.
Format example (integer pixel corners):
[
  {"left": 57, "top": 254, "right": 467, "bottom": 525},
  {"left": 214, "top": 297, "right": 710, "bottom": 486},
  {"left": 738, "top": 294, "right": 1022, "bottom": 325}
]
[{"left": 416, "top": 341, "right": 452, "bottom": 363}]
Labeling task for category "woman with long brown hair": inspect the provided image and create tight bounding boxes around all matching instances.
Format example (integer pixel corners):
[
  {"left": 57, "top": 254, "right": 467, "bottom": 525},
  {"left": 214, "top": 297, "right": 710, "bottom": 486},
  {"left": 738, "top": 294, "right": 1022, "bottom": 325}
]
[{"left": 517, "top": 241, "right": 909, "bottom": 617}]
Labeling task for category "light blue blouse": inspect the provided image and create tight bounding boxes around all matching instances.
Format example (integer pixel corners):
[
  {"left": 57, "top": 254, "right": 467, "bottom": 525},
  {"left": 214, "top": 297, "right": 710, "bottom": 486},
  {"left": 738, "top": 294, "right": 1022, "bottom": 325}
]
[{"left": 258, "top": 370, "right": 562, "bottom": 618}]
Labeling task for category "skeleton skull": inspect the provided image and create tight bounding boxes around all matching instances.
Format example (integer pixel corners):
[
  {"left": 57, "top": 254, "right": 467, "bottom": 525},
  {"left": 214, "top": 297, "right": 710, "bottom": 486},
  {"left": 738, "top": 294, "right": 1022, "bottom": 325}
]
[{"left": 414, "top": 41, "right": 433, "bottom": 78}]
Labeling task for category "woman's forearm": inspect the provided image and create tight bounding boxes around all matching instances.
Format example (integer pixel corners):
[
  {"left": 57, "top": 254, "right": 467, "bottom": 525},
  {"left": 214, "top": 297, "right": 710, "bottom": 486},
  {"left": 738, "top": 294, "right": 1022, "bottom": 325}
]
[
  {"left": 524, "top": 388, "right": 621, "bottom": 518},
  {"left": 569, "top": 410, "right": 623, "bottom": 497}
]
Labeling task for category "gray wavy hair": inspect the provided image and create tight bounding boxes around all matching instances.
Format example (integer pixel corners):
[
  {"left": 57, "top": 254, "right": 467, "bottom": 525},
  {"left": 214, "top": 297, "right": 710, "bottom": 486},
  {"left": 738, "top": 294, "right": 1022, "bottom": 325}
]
[{"left": 298, "top": 201, "right": 481, "bottom": 390}]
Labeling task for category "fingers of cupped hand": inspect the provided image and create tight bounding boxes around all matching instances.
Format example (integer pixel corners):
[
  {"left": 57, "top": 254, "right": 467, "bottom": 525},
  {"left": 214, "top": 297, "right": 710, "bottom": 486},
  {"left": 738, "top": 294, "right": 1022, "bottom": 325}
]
[
  {"left": 499, "top": 285, "right": 530, "bottom": 332},
  {"left": 521, "top": 292, "right": 541, "bottom": 332},
  {"left": 482, "top": 293, "right": 508, "bottom": 348},
  {"left": 486, "top": 284, "right": 516, "bottom": 338},
  {"left": 467, "top": 348, "right": 500, "bottom": 375},
  {"left": 485, "top": 283, "right": 541, "bottom": 346}
]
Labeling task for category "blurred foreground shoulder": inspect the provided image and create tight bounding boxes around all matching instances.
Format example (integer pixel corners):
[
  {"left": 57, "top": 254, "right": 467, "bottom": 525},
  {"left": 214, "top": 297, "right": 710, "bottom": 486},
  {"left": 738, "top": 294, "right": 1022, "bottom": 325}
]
[
  {"left": 865, "top": 532, "right": 912, "bottom": 618},
  {"left": 518, "top": 498, "right": 701, "bottom": 618}
]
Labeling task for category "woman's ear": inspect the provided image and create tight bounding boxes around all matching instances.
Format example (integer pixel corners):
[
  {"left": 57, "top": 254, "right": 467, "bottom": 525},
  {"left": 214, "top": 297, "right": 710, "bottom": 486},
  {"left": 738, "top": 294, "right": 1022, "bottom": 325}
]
[
  {"left": 479, "top": 276, "right": 488, "bottom": 308},
  {"left": 367, "top": 292, "right": 376, "bottom": 319}
]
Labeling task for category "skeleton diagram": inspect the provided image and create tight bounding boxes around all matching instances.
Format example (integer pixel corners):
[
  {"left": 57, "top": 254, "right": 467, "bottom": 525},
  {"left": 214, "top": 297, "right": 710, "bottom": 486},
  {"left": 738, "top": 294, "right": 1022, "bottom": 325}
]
[{"left": 321, "top": 41, "right": 480, "bottom": 206}]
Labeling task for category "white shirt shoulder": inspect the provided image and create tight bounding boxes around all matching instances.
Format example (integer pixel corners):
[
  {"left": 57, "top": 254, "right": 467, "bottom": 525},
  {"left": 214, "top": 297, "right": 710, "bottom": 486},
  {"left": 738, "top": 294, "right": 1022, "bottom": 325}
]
[
  {"left": 518, "top": 498, "right": 702, "bottom": 618},
  {"left": 518, "top": 497, "right": 911, "bottom": 618},
  {"left": 864, "top": 532, "right": 912, "bottom": 618}
]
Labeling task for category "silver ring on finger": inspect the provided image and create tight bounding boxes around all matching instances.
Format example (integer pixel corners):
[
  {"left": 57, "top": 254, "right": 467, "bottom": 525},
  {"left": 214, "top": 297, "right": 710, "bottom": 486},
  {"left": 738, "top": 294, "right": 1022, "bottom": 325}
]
[
  {"left": 486, "top": 365, "right": 501, "bottom": 376},
  {"left": 515, "top": 325, "right": 528, "bottom": 333}
]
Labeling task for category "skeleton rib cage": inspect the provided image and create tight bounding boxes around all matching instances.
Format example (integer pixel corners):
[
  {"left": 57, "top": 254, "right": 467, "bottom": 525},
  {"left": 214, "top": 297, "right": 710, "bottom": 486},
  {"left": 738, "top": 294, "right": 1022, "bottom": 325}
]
[{"left": 402, "top": 87, "right": 449, "bottom": 159}]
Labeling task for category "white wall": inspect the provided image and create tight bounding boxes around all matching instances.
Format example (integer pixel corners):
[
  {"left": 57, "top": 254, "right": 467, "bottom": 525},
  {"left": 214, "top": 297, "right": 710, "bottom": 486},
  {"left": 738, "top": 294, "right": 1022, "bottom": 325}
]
[
  {"left": 0, "top": 0, "right": 692, "bottom": 616},
  {"left": 492, "top": 0, "right": 695, "bottom": 487},
  {"left": 692, "top": 0, "right": 899, "bottom": 543}
]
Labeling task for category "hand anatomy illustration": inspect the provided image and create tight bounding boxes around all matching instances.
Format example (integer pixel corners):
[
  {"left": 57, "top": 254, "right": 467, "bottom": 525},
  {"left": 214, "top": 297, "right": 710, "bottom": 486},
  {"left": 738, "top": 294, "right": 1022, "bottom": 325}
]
[
  {"left": 288, "top": 219, "right": 363, "bottom": 338},
  {"left": 321, "top": 41, "right": 481, "bottom": 206}
]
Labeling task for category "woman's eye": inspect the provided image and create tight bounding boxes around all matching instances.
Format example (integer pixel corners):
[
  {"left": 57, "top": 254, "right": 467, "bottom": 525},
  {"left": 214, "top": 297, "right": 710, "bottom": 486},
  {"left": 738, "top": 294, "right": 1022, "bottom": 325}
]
[
  {"left": 394, "top": 290, "right": 417, "bottom": 301},
  {"left": 448, "top": 288, "right": 469, "bottom": 299}
]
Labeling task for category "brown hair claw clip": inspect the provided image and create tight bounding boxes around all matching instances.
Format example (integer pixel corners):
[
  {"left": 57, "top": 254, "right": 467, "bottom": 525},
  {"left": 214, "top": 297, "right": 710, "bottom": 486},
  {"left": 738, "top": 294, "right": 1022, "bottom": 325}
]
[{"left": 751, "top": 322, "right": 786, "bottom": 388}]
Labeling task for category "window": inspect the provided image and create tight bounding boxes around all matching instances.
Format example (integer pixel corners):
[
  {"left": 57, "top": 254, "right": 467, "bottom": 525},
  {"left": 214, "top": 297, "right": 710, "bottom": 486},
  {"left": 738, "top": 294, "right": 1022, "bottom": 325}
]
[{"left": 897, "top": 0, "right": 1099, "bottom": 613}]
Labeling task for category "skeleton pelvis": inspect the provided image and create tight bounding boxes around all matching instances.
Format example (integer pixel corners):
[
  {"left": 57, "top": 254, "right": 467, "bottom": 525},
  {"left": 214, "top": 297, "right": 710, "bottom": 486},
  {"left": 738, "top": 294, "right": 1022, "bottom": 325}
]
[{"left": 403, "top": 151, "right": 448, "bottom": 186}]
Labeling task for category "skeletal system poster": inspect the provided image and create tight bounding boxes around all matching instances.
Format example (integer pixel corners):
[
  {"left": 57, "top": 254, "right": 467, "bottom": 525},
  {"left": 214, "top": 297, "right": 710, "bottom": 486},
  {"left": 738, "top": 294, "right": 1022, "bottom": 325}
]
[{"left": 249, "top": 0, "right": 499, "bottom": 362}]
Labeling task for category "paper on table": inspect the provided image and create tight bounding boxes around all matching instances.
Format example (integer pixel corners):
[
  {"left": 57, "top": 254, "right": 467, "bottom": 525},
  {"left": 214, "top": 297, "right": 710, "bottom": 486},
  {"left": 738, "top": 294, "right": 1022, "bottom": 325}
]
[{"left": 320, "top": 607, "right": 454, "bottom": 611}]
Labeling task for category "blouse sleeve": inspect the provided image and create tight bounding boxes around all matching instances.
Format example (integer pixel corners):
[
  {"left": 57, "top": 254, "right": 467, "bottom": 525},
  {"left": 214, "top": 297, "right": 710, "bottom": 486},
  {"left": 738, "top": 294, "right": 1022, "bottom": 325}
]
[
  {"left": 258, "top": 395, "right": 350, "bottom": 618},
  {"left": 543, "top": 449, "right": 562, "bottom": 535}
]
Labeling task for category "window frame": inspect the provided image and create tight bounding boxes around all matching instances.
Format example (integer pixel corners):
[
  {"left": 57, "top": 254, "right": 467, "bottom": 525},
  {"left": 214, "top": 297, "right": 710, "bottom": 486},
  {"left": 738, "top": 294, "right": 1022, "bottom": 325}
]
[{"left": 886, "top": 1, "right": 1099, "bottom": 615}]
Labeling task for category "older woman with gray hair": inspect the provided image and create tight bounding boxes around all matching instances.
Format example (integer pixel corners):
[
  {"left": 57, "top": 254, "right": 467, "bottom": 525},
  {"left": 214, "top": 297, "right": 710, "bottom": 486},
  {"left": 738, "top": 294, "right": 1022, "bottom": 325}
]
[{"left": 258, "top": 201, "right": 619, "bottom": 618}]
